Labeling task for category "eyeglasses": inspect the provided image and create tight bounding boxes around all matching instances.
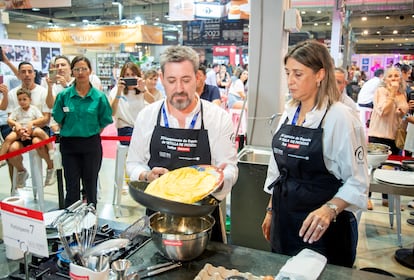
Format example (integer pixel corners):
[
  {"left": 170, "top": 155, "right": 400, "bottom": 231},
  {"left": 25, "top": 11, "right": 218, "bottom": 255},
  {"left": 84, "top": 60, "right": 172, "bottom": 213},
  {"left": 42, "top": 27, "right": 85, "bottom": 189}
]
[{"left": 72, "top": 67, "right": 89, "bottom": 73}]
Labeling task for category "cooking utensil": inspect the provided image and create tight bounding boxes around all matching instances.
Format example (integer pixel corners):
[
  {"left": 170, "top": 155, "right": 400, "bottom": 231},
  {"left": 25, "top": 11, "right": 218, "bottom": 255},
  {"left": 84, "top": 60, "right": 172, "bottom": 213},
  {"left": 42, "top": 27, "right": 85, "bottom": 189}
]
[
  {"left": 119, "top": 216, "right": 149, "bottom": 240},
  {"left": 145, "top": 165, "right": 224, "bottom": 204},
  {"left": 83, "top": 238, "right": 130, "bottom": 257},
  {"left": 367, "top": 143, "right": 391, "bottom": 168},
  {"left": 57, "top": 221, "right": 86, "bottom": 267},
  {"left": 49, "top": 200, "right": 84, "bottom": 229},
  {"left": 149, "top": 212, "right": 215, "bottom": 261},
  {"left": 138, "top": 262, "right": 182, "bottom": 278},
  {"left": 129, "top": 181, "right": 219, "bottom": 217},
  {"left": 74, "top": 204, "right": 98, "bottom": 255},
  {"left": 111, "top": 259, "right": 132, "bottom": 280}
]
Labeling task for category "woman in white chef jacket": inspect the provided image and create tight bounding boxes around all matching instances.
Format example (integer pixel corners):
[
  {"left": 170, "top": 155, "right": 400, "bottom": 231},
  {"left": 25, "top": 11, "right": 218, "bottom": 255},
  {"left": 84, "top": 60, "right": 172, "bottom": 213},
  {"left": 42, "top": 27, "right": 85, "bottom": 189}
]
[{"left": 261, "top": 40, "right": 369, "bottom": 267}]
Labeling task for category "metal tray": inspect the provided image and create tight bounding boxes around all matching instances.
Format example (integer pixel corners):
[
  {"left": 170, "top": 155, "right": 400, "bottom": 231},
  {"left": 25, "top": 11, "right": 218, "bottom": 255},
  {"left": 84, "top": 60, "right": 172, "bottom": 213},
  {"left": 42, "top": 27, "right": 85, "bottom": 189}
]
[{"left": 128, "top": 181, "right": 219, "bottom": 217}]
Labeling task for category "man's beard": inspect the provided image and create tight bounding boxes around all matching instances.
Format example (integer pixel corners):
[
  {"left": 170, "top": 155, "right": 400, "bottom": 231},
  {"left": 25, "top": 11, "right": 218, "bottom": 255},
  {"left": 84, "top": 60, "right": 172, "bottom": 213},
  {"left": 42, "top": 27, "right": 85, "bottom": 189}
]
[{"left": 169, "top": 92, "right": 192, "bottom": 110}]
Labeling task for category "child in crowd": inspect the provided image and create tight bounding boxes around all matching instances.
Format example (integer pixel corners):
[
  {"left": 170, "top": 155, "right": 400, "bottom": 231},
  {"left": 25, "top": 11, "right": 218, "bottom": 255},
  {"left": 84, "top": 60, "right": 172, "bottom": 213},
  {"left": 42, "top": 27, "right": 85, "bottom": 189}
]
[{"left": 0, "top": 88, "right": 53, "bottom": 169}]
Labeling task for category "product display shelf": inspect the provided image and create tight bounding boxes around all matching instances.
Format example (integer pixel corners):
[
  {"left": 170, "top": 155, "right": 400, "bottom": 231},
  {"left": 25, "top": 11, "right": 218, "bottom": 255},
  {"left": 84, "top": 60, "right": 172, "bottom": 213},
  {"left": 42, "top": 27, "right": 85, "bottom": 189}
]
[{"left": 96, "top": 52, "right": 130, "bottom": 92}]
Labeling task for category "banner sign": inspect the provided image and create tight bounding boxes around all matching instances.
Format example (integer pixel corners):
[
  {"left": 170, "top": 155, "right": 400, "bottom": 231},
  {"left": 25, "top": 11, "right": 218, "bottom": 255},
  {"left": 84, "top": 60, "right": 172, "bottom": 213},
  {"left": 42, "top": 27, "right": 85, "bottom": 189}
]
[
  {"left": 38, "top": 25, "right": 163, "bottom": 45},
  {"left": 169, "top": 0, "right": 250, "bottom": 21},
  {"left": 184, "top": 19, "right": 249, "bottom": 46},
  {"left": 0, "top": 0, "right": 71, "bottom": 9},
  {"left": 0, "top": 39, "right": 61, "bottom": 74}
]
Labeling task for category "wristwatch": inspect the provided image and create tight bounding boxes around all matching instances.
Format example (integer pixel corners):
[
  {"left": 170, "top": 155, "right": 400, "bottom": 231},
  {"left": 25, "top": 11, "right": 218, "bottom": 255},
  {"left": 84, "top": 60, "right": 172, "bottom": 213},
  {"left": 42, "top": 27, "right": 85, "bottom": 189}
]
[{"left": 324, "top": 202, "right": 338, "bottom": 222}]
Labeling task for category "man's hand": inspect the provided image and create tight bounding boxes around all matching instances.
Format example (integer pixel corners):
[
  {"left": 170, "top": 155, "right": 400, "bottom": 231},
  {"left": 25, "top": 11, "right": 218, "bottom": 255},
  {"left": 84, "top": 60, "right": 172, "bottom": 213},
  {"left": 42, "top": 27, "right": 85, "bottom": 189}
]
[{"left": 146, "top": 167, "right": 169, "bottom": 182}]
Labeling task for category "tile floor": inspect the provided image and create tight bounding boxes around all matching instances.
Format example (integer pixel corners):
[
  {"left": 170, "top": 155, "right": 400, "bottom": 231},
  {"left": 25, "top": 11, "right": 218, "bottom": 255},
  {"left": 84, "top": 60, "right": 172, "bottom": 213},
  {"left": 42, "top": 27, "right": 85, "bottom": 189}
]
[{"left": 0, "top": 154, "right": 414, "bottom": 279}]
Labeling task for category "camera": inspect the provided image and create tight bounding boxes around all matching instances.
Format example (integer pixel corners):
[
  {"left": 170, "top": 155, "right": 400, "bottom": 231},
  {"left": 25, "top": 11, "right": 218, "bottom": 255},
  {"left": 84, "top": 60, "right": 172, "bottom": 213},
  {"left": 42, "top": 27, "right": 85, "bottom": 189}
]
[
  {"left": 49, "top": 68, "right": 58, "bottom": 83},
  {"left": 122, "top": 77, "right": 138, "bottom": 87}
]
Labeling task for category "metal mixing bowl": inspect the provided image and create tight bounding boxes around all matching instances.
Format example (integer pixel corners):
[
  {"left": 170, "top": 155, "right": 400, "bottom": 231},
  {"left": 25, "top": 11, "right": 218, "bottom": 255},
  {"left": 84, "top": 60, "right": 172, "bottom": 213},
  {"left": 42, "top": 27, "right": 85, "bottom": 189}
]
[{"left": 149, "top": 212, "right": 215, "bottom": 261}]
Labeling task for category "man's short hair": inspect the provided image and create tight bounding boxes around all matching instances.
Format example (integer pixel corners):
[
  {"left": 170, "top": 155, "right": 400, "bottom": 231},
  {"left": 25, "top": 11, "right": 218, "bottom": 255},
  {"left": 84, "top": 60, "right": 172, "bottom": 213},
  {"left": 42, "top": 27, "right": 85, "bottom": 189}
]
[
  {"left": 18, "top": 61, "right": 34, "bottom": 71},
  {"left": 159, "top": 46, "right": 199, "bottom": 75},
  {"left": 374, "top": 68, "right": 384, "bottom": 77}
]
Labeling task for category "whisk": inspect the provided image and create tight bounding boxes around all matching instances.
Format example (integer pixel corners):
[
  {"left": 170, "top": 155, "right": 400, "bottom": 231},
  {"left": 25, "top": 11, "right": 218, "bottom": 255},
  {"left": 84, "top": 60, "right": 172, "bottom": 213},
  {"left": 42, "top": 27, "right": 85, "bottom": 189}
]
[
  {"left": 74, "top": 204, "right": 98, "bottom": 256},
  {"left": 57, "top": 212, "right": 86, "bottom": 267}
]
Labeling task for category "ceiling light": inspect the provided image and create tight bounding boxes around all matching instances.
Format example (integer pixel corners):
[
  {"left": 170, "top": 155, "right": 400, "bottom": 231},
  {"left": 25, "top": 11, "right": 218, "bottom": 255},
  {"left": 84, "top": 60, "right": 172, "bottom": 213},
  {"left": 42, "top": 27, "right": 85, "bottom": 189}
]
[
  {"left": 314, "top": 22, "right": 318, "bottom": 26},
  {"left": 363, "top": 30, "right": 368, "bottom": 35},
  {"left": 393, "top": 30, "right": 398, "bottom": 34},
  {"left": 385, "top": 15, "right": 390, "bottom": 20},
  {"left": 82, "top": 19, "right": 89, "bottom": 23},
  {"left": 32, "top": 8, "right": 40, "bottom": 12},
  {"left": 326, "top": 22, "right": 330, "bottom": 26},
  {"left": 361, "top": 16, "right": 367, "bottom": 21},
  {"left": 316, "top": 10, "right": 321, "bottom": 14},
  {"left": 300, "top": 11, "right": 306, "bottom": 15}
]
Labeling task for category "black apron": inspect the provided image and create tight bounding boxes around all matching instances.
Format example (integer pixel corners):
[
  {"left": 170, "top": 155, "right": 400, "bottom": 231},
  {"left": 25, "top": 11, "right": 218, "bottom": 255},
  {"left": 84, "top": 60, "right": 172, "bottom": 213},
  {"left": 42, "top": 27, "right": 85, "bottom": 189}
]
[
  {"left": 269, "top": 109, "right": 357, "bottom": 267},
  {"left": 147, "top": 102, "right": 224, "bottom": 242}
]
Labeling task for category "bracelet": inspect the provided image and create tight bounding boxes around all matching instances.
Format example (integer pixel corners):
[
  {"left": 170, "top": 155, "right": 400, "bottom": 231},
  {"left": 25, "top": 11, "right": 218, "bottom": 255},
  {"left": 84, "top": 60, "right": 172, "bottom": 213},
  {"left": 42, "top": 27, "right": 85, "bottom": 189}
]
[
  {"left": 115, "top": 95, "right": 122, "bottom": 99},
  {"left": 266, "top": 207, "right": 273, "bottom": 214}
]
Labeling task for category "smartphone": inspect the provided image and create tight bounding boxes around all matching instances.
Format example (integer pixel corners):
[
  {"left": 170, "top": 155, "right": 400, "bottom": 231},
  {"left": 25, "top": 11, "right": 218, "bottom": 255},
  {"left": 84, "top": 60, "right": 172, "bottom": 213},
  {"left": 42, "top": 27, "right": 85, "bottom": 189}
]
[
  {"left": 122, "top": 77, "right": 137, "bottom": 87},
  {"left": 410, "top": 91, "right": 414, "bottom": 101},
  {"left": 0, "top": 46, "right": 3, "bottom": 62},
  {"left": 49, "top": 68, "right": 58, "bottom": 82}
]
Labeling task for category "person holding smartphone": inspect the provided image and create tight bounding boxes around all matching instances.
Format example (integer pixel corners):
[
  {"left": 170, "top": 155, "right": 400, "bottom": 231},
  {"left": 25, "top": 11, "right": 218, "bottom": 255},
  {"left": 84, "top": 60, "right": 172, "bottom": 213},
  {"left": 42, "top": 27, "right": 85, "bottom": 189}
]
[{"left": 109, "top": 62, "right": 161, "bottom": 146}]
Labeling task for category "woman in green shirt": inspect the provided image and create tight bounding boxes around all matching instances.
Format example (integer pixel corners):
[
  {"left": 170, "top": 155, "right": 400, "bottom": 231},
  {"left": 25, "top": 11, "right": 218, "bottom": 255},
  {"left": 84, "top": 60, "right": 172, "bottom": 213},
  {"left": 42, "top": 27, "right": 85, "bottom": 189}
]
[{"left": 52, "top": 55, "right": 113, "bottom": 207}]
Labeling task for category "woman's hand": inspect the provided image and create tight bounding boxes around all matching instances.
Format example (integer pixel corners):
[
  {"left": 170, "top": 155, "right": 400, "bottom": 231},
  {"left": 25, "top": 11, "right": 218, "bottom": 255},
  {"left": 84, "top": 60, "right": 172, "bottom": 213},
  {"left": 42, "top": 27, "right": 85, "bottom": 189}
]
[
  {"left": 118, "top": 78, "right": 126, "bottom": 91},
  {"left": 299, "top": 205, "right": 333, "bottom": 244},
  {"left": 137, "top": 78, "right": 146, "bottom": 92},
  {"left": 262, "top": 213, "right": 272, "bottom": 241}
]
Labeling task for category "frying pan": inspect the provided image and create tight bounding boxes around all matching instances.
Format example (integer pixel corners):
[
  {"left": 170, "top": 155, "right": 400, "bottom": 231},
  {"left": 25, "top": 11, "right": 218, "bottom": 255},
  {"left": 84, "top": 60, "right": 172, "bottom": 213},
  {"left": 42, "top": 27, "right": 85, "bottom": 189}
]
[{"left": 128, "top": 181, "right": 219, "bottom": 217}]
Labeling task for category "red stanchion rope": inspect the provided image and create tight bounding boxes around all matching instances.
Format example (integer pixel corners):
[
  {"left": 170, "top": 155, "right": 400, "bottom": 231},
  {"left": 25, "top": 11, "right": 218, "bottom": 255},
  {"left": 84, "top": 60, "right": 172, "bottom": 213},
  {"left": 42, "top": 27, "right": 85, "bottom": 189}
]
[
  {"left": 0, "top": 136, "right": 56, "bottom": 161},
  {"left": 100, "top": 135, "right": 131, "bottom": 142},
  {"left": 0, "top": 135, "right": 131, "bottom": 162}
]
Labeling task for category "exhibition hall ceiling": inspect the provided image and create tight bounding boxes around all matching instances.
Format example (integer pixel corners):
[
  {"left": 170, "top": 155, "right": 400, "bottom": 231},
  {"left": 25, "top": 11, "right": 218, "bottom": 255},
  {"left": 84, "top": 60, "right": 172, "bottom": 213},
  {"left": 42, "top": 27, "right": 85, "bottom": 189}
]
[{"left": 3, "top": 0, "right": 414, "bottom": 54}]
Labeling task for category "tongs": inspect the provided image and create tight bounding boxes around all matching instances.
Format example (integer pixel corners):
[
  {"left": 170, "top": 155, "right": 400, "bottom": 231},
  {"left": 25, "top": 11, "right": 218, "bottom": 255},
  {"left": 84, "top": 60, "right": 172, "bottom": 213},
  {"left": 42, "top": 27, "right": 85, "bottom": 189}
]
[
  {"left": 48, "top": 200, "right": 84, "bottom": 229},
  {"left": 135, "top": 262, "right": 182, "bottom": 279}
]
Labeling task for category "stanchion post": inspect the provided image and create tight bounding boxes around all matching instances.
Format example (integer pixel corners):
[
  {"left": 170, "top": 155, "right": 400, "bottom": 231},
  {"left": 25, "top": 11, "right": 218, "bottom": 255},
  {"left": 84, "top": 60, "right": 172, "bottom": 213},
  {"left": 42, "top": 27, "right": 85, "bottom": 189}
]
[{"left": 53, "top": 133, "right": 65, "bottom": 209}]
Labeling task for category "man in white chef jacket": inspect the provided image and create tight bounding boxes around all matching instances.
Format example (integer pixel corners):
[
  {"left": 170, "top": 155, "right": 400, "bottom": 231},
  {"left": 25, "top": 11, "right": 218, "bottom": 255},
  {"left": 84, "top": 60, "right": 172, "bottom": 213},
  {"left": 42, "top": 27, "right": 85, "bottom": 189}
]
[{"left": 126, "top": 46, "right": 238, "bottom": 243}]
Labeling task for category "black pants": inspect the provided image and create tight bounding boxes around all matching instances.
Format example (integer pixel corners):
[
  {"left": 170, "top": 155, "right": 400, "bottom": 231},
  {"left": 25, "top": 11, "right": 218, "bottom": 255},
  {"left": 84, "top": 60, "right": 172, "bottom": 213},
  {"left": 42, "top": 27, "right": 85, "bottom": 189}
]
[{"left": 60, "top": 134, "right": 102, "bottom": 207}]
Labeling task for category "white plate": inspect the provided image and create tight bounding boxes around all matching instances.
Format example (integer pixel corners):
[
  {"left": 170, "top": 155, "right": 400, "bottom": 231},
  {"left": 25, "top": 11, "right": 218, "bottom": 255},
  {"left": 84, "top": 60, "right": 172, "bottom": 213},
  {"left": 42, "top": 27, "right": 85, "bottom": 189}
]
[{"left": 373, "top": 169, "right": 414, "bottom": 186}]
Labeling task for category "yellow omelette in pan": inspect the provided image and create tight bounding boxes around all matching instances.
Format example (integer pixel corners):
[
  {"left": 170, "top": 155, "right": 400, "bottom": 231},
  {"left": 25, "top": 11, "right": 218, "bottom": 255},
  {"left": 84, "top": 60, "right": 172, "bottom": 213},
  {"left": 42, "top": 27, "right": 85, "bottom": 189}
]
[{"left": 144, "top": 165, "right": 224, "bottom": 204}]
